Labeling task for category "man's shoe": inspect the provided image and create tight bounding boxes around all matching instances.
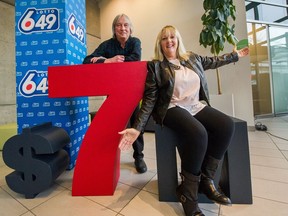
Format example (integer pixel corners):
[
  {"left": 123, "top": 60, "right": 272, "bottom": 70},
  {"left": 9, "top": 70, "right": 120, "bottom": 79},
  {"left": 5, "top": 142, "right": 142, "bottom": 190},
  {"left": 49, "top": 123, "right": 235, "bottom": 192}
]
[{"left": 134, "top": 158, "right": 147, "bottom": 173}]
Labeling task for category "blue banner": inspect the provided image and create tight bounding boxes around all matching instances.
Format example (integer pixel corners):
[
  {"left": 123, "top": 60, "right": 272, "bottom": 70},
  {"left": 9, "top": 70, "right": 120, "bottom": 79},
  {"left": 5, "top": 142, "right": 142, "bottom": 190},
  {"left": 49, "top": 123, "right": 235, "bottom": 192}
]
[{"left": 15, "top": 0, "right": 88, "bottom": 169}]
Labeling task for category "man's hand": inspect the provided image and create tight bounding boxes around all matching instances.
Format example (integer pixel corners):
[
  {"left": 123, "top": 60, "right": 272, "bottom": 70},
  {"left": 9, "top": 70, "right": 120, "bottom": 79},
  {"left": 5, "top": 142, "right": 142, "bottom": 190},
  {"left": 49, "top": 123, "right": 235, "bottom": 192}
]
[
  {"left": 105, "top": 55, "right": 125, "bottom": 63},
  {"left": 90, "top": 56, "right": 106, "bottom": 63}
]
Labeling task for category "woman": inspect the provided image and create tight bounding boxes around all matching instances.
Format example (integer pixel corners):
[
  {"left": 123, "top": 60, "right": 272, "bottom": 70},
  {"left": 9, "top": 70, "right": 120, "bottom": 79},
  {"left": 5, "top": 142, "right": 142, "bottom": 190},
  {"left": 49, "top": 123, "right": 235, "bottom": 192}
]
[{"left": 119, "top": 25, "right": 249, "bottom": 216}]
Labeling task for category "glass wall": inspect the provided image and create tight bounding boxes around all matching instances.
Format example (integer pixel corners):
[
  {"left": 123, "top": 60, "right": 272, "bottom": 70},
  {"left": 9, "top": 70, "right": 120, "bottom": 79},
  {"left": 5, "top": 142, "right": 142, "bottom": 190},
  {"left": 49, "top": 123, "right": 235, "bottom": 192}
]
[
  {"left": 246, "top": 0, "right": 288, "bottom": 24},
  {"left": 269, "top": 26, "right": 288, "bottom": 114},
  {"left": 247, "top": 23, "right": 272, "bottom": 115},
  {"left": 246, "top": 0, "right": 288, "bottom": 116}
]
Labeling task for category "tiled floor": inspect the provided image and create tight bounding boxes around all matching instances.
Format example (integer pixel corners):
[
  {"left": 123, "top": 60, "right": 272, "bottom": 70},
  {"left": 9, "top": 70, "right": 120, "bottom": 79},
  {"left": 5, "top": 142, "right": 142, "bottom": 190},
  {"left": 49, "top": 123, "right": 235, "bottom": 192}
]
[{"left": 1, "top": 115, "right": 288, "bottom": 216}]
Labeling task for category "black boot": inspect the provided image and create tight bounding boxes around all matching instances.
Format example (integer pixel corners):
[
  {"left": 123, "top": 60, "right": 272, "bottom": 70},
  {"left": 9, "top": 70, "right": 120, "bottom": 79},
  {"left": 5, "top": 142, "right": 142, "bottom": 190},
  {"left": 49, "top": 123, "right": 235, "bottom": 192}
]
[
  {"left": 199, "top": 155, "right": 232, "bottom": 206},
  {"left": 176, "top": 170, "right": 205, "bottom": 216}
]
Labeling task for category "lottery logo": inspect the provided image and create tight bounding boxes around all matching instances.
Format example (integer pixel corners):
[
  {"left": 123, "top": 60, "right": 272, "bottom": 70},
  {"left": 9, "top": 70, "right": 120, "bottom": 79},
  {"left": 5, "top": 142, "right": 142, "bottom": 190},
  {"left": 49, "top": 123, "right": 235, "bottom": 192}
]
[
  {"left": 19, "top": 70, "right": 48, "bottom": 98},
  {"left": 18, "top": 8, "right": 59, "bottom": 34},
  {"left": 68, "top": 14, "right": 85, "bottom": 44}
]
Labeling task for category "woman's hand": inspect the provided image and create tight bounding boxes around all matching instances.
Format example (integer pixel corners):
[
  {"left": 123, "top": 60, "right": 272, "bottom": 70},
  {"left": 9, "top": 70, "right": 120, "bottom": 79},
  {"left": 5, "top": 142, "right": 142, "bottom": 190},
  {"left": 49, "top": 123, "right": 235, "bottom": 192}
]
[
  {"left": 234, "top": 47, "right": 249, "bottom": 58},
  {"left": 118, "top": 128, "right": 140, "bottom": 151}
]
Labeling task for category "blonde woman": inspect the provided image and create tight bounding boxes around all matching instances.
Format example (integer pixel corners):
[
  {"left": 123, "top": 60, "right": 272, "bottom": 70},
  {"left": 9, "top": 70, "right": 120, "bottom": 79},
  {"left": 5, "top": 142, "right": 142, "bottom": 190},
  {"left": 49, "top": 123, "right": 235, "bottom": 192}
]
[{"left": 119, "top": 25, "right": 249, "bottom": 216}]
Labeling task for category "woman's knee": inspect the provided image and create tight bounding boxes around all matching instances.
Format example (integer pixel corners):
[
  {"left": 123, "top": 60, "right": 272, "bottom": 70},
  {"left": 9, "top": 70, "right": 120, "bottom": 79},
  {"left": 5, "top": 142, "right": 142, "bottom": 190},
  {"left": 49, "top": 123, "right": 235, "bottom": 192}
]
[
  {"left": 222, "top": 115, "right": 235, "bottom": 136},
  {"left": 183, "top": 126, "right": 208, "bottom": 150}
]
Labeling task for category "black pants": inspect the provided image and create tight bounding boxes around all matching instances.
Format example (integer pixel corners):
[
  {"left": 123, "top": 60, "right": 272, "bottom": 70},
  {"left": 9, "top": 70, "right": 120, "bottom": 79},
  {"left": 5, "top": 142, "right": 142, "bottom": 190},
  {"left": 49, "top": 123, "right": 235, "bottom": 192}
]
[
  {"left": 130, "top": 105, "right": 144, "bottom": 159},
  {"left": 163, "top": 106, "right": 235, "bottom": 175}
]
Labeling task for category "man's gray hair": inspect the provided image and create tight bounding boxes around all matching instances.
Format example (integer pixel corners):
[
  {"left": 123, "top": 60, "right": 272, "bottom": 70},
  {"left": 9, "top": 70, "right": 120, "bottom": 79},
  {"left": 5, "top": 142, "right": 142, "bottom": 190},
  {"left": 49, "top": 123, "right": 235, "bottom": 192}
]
[{"left": 112, "top": 14, "right": 133, "bottom": 37}]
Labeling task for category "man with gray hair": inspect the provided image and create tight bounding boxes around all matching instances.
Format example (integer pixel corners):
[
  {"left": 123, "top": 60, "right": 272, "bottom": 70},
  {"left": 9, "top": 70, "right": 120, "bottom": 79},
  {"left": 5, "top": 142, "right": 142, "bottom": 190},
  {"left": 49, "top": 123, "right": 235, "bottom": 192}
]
[{"left": 83, "top": 14, "right": 146, "bottom": 173}]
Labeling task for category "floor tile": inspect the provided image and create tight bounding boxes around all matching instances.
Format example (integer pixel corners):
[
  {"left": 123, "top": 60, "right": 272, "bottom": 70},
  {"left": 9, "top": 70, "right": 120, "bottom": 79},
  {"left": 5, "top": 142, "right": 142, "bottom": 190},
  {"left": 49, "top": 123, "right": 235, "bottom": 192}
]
[
  {"left": 250, "top": 155, "right": 288, "bottom": 169},
  {"left": 31, "top": 190, "right": 117, "bottom": 216},
  {"left": 249, "top": 140, "right": 278, "bottom": 149},
  {"left": 0, "top": 187, "right": 28, "bottom": 216},
  {"left": 199, "top": 203, "right": 220, "bottom": 215},
  {"left": 142, "top": 175, "right": 158, "bottom": 194},
  {"left": 2, "top": 183, "right": 67, "bottom": 210},
  {"left": 249, "top": 147, "right": 285, "bottom": 158},
  {"left": 268, "top": 131, "right": 288, "bottom": 144},
  {"left": 21, "top": 212, "right": 35, "bottom": 216},
  {"left": 248, "top": 131, "right": 271, "bottom": 142},
  {"left": 0, "top": 164, "right": 13, "bottom": 186},
  {"left": 221, "top": 197, "right": 288, "bottom": 216},
  {"left": 1, "top": 115, "right": 288, "bottom": 216},
  {"left": 0, "top": 152, "right": 5, "bottom": 167},
  {"left": 86, "top": 182, "right": 140, "bottom": 212},
  {"left": 55, "top": 169, "right": 74, "bottom": 190},
  {"left": 282, "top": 150, "right": 288, "bottom": 160},
  {"left": 251, "top": 165, "right": 288, "bottom": 183},
  {"left": 252, "top": 178, "right": 288, "bottom": 203},
  {"left": 119, "top": 190, "right": 185, "bottom": 216},
  {"left": 118, "top": 168, "right": 156, "bottom": 190},
  {"left": 120, "top": 151, "right": 157, "bottom": 173},
  {"left": 276, "top": 143, "right": 288, "bottom": 151}
]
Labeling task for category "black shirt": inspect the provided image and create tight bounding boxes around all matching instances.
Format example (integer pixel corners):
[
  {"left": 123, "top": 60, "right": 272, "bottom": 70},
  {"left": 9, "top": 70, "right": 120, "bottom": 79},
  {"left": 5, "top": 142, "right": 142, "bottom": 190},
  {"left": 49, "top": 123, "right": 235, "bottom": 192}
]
[{"left": 83, "top": 36, "right": 141, "bottom": 64}]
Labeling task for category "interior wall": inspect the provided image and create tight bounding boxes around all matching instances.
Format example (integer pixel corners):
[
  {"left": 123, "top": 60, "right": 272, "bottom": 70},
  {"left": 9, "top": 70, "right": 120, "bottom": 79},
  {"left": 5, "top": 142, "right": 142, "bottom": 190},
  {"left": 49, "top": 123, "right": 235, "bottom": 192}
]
[
  {"left": 0, "top": 1, "right": 16, "bottom": 124},
  {"left": 85, "top": 0, "right": 106, "bottom": 112},
  {"left": 98, "top": 0, "right": 254, "bottom": 126}
]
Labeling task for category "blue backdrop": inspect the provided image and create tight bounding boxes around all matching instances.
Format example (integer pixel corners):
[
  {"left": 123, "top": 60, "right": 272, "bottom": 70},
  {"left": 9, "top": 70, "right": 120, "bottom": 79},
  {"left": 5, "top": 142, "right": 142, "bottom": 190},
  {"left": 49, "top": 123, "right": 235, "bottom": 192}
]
[{"left": 15, "top": 0, "right": 88, "bottom": 169}]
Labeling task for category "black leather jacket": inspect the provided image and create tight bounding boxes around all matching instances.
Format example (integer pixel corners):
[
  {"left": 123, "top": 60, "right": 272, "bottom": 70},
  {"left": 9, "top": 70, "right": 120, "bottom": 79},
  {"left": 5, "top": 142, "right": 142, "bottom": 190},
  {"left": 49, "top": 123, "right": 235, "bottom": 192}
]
[{"left": 133, "top": 51, "right": 239, "bottom": 132}]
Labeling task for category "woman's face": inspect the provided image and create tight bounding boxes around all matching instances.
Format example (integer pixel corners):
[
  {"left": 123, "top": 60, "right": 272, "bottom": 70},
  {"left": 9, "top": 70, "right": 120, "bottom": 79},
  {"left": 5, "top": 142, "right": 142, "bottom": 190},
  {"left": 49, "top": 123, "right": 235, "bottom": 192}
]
[
  {"left": 160, "top": 31, "right": 178, "bottom": 60},
  {"left": 114, "top": 16, "right": 131, "bottom": 42}
]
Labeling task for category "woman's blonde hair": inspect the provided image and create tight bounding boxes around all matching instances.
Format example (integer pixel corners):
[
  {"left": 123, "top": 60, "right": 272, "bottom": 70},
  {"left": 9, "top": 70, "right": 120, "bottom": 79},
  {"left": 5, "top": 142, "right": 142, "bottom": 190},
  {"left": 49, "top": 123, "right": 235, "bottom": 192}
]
[{"left": 153, "top": 25, "right": 189, "bottom": 61}]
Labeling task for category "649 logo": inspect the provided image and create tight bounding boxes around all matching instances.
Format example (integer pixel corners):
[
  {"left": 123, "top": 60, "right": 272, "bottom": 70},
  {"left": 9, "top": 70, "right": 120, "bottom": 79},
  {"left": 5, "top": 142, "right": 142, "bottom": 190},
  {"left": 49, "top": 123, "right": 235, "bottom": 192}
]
[
  {"left": 18, "top": 8, "right": 59, "bottom": 34},
  {"left": 68, "top": 14, "right": 85, "bottom": 44},
  {"left": 19, "top": 70, "right": 48, "bottom": 98}
]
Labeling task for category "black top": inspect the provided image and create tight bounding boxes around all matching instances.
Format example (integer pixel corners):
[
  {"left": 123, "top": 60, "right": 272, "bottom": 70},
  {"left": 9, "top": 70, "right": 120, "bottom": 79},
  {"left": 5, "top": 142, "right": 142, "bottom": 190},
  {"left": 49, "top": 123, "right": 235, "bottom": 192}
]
[{"left": 83, "top": 37, "right": 141, "bottom": 64}]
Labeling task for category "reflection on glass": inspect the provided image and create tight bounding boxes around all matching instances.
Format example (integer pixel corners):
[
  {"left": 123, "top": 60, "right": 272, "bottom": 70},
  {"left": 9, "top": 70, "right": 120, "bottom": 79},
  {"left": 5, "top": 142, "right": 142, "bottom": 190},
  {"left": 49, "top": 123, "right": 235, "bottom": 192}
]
[
  {"left": 269, "top": 26, "right": 288, "bottom": 115},
  {"left": 248, "top": 23, "right": 272, "bottom": 115},
  {"left": 246, "top": 1, "right": 288, "bottom": 25}
]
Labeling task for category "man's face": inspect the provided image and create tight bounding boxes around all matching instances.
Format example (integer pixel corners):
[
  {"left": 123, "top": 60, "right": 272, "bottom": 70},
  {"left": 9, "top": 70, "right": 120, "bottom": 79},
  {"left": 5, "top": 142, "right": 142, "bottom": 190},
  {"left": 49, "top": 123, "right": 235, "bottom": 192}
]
[{"left": 114, "top": 16, "right": 131, "bottom": 42}]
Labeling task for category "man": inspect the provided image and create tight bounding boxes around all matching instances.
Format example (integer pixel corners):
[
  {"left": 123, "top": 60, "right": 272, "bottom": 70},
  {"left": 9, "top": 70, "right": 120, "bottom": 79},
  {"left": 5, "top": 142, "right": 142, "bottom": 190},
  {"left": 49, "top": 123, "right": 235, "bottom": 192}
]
[{"left": 83, "top": 14, "right": 147, "bottom": 173}]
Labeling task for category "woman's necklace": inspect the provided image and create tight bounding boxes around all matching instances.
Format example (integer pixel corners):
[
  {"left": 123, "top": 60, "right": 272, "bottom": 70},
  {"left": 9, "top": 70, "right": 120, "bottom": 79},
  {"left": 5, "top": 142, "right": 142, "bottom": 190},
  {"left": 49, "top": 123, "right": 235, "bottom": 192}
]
[{"left": 169, "top": 59, "right": 181, "bottom": 70}]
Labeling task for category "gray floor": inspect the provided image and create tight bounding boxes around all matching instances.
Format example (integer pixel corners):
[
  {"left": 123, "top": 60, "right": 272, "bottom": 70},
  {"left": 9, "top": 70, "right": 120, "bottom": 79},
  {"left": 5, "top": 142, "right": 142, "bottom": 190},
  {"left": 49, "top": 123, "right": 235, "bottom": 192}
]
[{"left": 1, "top": 115, "right": 288, "bottom": 216}]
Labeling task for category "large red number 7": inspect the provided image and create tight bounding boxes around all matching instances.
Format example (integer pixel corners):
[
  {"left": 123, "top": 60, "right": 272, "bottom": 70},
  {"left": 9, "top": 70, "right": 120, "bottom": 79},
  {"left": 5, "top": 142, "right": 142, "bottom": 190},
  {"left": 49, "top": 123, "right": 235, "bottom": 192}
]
[{"left": 48, "top": 62, "right": 147, "bottom": 195}]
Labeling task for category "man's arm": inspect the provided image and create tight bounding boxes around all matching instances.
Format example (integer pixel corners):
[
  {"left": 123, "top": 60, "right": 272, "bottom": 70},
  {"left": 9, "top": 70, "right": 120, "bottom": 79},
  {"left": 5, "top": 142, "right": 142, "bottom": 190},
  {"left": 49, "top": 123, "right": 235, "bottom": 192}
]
[{"left": 83, "top": 41, "right": 108, "bottom": 64}]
